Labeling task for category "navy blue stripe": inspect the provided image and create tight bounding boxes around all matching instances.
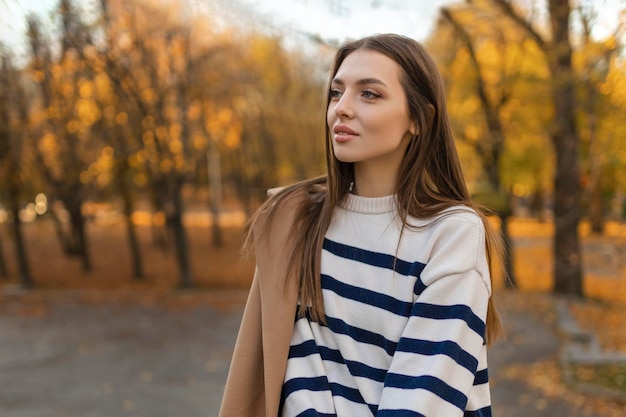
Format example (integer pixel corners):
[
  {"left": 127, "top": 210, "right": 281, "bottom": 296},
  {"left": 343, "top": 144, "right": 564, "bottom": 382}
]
[
  {"left": 474, "top": 368, "right": 489, "bottom": 385},
  {"left": 282, "top": 376, "right": 330, "bottom": 398},
  {"left": 288, "top": 339, "right": 320, "bottom": 359},
  {"left": 413, "top": 278, "right": 427, "bottom": 296},
  {"left": 465, "top": 406, "right": 492, "bottom": 417},
  {"left": 411, "top": 303, "right": 486, "bottom": 339},
  {"left": 280, "top": 376, "right": 338, "bottom": 416},
  {"left": 377, "top": 411, "right": 427, "bottom": 417},
  {"left": 323, "top": 238, "right": 426, "bottom": 278},
  {"left": 325, "top": 315, "right": 397, "bottom": 356},
  {"left": 345, "top": 357, "right": 388, "bottom": 383},
  {"left": 283, "top": 375, "right": 378, "bottom": 415},
  {"left": 384, "top": 373, "right": 468, "bottom": 411},
  {"left": 321, "top": 274, "right": 413, "bottom": 317},
  {"left": 289, "top": 340, "right": 388, "bottom": 383},
  {"left": 395, "top": 338, "right": 478, "bottom": 374},
  {"left": 328, "top": 382, "right": 378, "bottom": 414},
  {"left": 321, "top": 346, "right": 344, "bottom": 364}
]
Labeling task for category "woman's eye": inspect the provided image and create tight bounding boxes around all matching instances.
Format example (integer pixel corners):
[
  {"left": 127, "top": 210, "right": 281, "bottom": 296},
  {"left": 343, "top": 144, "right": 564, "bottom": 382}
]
[
  {"left": 329, "top": 89, "right": 342, "bottom": 99},
  {"left": 362, "top": 89, "right": 380, "bottom": 99}
]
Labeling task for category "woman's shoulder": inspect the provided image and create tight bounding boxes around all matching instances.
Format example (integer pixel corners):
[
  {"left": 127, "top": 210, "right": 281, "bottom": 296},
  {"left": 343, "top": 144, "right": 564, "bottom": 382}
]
[
  {"left": 252, "top": 178, "right": 327, "bottom": 231},
  {"left": 266, "top": 178, "right": 326, "bottom": 208},
  {"left": 438, "top": 205, "right": 484, "bottom": 226},
  {"left": 408, "top": 204, "right": 484, "bottom": 230}
]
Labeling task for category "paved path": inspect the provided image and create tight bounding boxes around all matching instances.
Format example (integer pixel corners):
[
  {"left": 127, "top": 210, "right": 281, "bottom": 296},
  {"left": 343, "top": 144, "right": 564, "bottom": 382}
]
[
  {"left": 489, "top": 299, "right": 601, "bottom": 417},
  {"left": 0, "top": 292, "right": 245, "bottom": 417},
  {"left": 0, "top": 290, "right": 613, "bottom": 417}
]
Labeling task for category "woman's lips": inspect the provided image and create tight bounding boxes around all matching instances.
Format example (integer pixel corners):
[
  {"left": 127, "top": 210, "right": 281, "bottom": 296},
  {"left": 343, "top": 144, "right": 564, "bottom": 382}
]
[{"left": 334, "top": 125, "right": 358, "bottom": 142}]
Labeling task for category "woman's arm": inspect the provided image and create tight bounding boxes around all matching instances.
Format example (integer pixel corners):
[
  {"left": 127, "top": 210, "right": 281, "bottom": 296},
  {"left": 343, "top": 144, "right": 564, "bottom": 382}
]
[{"left": 377, "top": 216, "right": 492, "bottom": 417}]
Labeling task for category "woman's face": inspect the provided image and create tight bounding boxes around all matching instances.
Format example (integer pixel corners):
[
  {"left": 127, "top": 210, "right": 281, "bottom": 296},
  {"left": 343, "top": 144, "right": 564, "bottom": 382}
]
[{"left": 327, "top": 49, "right": 415, "bottom": 169}]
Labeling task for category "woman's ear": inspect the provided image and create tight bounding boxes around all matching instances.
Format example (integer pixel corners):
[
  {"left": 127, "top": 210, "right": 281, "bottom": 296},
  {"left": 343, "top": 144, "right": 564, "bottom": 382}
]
[{"left": 409, "top": 105, "right": 435, "bottom": 136}]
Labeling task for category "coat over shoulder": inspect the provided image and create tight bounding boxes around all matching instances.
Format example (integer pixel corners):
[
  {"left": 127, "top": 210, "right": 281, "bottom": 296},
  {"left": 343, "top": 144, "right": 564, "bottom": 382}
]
[{"left": 218, "top": 185, "right": 320, "bottom": 417}]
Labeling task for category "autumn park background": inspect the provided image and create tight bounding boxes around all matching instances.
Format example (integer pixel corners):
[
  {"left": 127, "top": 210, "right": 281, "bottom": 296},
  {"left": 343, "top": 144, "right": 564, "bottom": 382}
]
[{"left": 0, "top": 0, "right": 625, "bottom": 416}]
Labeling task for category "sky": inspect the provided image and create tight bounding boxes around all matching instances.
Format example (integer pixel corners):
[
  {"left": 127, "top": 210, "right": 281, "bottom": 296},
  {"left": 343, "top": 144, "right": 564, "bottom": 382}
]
[
  {"left": 225, "top": 0, "right": 623, "bottom": 44},
  {"left": 0, "top": 0, "right": 624, "bottom": 58},
  {"left": 0, "top": 0, "right": 460, "bottom": 61},
  {"left": 215, "top": 0, "right": 461, "bottom": 42}
]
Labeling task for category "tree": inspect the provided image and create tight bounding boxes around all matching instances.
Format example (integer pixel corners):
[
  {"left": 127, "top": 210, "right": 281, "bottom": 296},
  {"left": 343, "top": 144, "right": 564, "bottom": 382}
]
[
  {"left": 490, "top": 0, "right": 583, "bottom": 296},
  {"left": 575, "top": 3, "right": 625, "bottom": 233},
  {"left": 227, "top": 34, "right": 327, "bottom": 213},
  {"left": 27, "top": 1, "right": 97, "bottom": 272},
  {"left": 440, "top": 5, "right": 518, "bottom": 287},
  {"left": 86, "top": 0, "right": 146, "bottom": 279},
  {"left": 595, "top": 58, "right": 626, "bottom": 212},
  {"left": 0, "top": 0, "right": 331, "bottom": 289},
  {"left": 0, "top": 228, "right": 6, "bottom": 279},
  {"left": 0, "top": 51, "right": 33, "bottom": 287},
  {"left": 93, "top": 0, "right": 209, "bottom": 287}
]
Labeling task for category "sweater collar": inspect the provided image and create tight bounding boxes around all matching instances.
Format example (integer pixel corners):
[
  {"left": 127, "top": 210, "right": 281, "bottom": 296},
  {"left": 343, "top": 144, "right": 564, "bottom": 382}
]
[{"left": 340, "top": 193, "right": 396, "bottom": 214}]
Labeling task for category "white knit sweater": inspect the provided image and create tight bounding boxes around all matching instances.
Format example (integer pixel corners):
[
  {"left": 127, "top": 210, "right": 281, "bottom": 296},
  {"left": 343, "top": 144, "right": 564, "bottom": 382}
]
[{"left": 280, "top": 193, "right": 492, "bottom": 417}]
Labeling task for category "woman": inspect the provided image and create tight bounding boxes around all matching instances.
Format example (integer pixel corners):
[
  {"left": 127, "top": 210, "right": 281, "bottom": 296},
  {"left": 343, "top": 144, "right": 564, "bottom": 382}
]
[{"left": 219, "top": 33, "right": 501, "bottom": 417}]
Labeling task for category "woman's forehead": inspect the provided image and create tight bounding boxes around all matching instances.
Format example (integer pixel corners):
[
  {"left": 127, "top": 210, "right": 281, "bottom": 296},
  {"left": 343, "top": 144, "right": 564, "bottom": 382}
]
[{"left": 333, "top": 50, "right": 403, "bottom": 85}]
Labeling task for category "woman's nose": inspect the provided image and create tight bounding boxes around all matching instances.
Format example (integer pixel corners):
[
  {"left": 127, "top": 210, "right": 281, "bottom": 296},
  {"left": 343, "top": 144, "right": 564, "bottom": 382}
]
[{"left": 334, "top": 94, "right": 354, "bottom": 118}]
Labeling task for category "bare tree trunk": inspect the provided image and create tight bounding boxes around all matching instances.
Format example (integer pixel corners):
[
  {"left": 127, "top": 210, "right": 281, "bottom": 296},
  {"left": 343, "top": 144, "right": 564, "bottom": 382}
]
[
  {"left": 0, "top": 53, "right": 32, "bottom": 286},
  {"left": 588, "top": 174, "right": 605, "bottom": 234},
  {"left": 48, "top": 201, "right": 72, "bottom": 255},
  {"left": 549, "top": 0, "right": 583, "bottom": 296},
  {"left": 67, "top": 202, "right": 91, "bottom": 271},
  {"left": 499, "top": 212, "right": 516, "bottom": 288},
  {"left": 208, "top": 142, "right": 223, "bottom": 247},
  {"left": 119, "top": 170, "right": 144, "bottom": 279},
  {"left": 124, "top": 209, "right": 143, "bottom": 279},
  {"left": 6, "top": 132, "right": 32, "bottom": 286},
  {"left": 148, "top": 175, "right": 169, "bottom": 248},
  {"left": 8, "top": 201, "right": 33, "bottom": 288},
  {"left": 0, "top": 228, "right": 8, "bottom": 278},
  {"left": 166, "top": 185, "right": 192, "bottom": 288},
  {"left": 172, "top": 28, "right": 195, "bottom": 288},
  {"left": 1, "top": 133, "right": 32, "bottom": 287}
]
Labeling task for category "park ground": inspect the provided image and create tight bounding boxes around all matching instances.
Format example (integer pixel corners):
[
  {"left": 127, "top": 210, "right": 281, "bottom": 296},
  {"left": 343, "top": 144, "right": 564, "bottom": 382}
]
[{"left": 0, "top": 214, "right": 625, "bottom": 416}]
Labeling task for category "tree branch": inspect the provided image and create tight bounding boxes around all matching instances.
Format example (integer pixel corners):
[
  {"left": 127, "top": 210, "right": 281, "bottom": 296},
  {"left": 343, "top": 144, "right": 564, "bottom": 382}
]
[
  {"left": 441, "top": 6, "right": 508, "bottom": 187},
  {"left": 440, "top": 8, "right": 492, "bottom": 111},
  {"left": 488, "top": 0, "right": 547, "bottom": 50}
]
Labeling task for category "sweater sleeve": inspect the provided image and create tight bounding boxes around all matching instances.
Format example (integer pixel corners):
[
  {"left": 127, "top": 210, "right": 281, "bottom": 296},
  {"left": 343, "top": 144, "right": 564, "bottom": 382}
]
[{"left": 377, "top": 215, "right": 491, "bottom": 417}]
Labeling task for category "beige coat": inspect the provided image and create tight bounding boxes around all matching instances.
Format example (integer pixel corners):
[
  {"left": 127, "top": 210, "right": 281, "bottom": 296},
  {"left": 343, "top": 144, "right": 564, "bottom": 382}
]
[{"left": 218, "top": 190, "right": 305, "bottom": 417}]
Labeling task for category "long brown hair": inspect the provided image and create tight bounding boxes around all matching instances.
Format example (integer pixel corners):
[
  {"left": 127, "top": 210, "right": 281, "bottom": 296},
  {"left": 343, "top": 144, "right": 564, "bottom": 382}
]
[{"left": 246, "top": 34, "right": 502, "bottom": 344}]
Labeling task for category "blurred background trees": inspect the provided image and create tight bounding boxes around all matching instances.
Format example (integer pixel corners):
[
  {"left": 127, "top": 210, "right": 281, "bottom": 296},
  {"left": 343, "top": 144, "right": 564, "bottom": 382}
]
[
  {"left": 0, "top": 0, "right": 328, "bottom": 288},
  {"left": 0, "top": 0, "right": 624, "bottom": 296},
  {"left": 429, "top": 0, "right": 625, "bottom": 296}
]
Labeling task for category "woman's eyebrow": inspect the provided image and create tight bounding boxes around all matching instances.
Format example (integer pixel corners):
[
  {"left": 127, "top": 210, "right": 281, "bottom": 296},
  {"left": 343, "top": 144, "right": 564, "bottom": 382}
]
[{"left": 331, "top": 77, "right": 388, "bottom": 87}]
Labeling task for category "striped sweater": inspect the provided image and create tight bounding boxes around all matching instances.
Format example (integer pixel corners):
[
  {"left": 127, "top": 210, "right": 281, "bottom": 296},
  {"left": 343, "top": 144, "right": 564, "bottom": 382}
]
[{"left": 280, "top": 193, "right": 492, "bottom": 417}]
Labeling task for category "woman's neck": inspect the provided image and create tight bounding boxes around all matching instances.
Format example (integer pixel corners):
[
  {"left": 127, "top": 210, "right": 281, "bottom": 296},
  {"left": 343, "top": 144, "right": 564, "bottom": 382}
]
[{"left": 353, "top": 162, "right": 397, "bottom": 197}]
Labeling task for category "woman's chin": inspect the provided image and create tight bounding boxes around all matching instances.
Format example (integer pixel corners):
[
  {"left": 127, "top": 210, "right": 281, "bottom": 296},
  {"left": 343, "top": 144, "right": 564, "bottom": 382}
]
[{"left": 333, "top": 151, "right": 360, "bottom": 164}]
